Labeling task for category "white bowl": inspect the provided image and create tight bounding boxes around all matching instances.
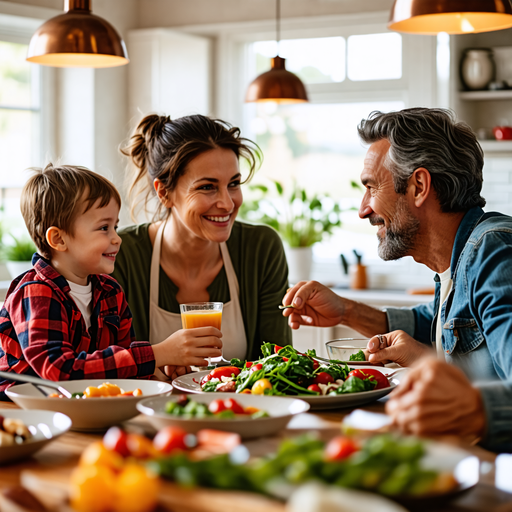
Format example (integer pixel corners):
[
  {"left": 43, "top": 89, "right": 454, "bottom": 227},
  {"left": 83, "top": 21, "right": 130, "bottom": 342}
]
[
  {"left": 6, "top": 379, "right": 172, "bottom": 432},
  {"left": 0, "top": 409, "right": 71, "bottom": 465},
  {"left": 136, "top": 393, "right": 310, "bottom": 439}
]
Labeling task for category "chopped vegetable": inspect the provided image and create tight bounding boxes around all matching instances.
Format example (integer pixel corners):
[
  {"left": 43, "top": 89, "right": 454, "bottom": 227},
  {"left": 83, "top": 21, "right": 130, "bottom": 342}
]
[
  {"left": 150, "top": 433, "right": 454, "bottom": 499},
  {"left": 164, "top": 398, "right": 268, "bottom": 419},
  {"left": 349, "top": 350, "right": 366, "bottom": 361}
]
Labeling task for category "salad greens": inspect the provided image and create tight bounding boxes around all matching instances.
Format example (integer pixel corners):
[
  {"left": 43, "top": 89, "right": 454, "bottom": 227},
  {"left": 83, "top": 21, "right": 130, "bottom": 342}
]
[
  {"left": 349, "top": 350, "right": 366, "bottom": 362},
  {"left": 201, "top": 343, "right": 378, "bottom": 396},
  {"left": 164, "top": 397, "right": 269, "bottom": 419},
  {"left": 149, "top": 433, "right": 445, "bottom": 498}
]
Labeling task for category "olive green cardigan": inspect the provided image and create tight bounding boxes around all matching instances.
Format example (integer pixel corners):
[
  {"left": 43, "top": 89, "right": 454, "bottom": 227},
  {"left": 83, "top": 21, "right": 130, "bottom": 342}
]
[{"left": 112, "top": 221, "right": 292, "bottom": 360}]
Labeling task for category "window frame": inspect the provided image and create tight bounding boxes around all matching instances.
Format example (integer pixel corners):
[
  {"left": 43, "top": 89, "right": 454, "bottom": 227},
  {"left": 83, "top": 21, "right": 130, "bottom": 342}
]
[{"left": 0, "top": 13, "right": 56, "bottom": 180}]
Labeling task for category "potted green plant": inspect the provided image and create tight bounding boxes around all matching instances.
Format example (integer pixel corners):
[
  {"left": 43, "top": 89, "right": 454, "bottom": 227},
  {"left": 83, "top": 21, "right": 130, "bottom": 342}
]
[
  {"left": 4, "top": 235, "right": 37, "bottom": 279},
  {"left": 240, "top": 180, "right": 359, "bottom": 283}
]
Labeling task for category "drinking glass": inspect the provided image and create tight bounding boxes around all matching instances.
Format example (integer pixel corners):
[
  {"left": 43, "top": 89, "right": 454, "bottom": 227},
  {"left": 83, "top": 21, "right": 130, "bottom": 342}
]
[{"left": 180, "top": 302, "right": 223, "bottom": 368}]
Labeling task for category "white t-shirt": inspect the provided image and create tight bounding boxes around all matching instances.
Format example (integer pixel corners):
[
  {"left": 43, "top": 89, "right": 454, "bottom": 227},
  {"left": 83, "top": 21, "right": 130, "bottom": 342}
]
[
  {"left": 68, "top": 281, "right": 93, "bottom": 331},
  {"left": 435, "top": 268, "right": 453, "bottom": 361}
]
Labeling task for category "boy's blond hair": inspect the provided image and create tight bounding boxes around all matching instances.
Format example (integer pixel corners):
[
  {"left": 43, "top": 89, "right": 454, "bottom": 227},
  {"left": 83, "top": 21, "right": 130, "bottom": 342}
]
[{"left": 21, "top": 164, "right": 121, "bottom": 260}]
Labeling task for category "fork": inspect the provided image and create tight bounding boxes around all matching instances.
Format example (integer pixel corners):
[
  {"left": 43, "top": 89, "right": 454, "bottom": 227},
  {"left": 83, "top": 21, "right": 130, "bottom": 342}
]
[{"left": 0, "top": 371, "right": 73, "bottom": 398}]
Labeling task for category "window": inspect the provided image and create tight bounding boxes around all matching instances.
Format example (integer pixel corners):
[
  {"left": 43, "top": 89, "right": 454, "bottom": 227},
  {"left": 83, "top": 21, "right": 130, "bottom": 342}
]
[
  {"left": 231, "top": 21, "right": 438, "bottom": 288},
  {"left": 253, "top": 37, "right": 346, "bottom": 84},
  {"left": 0, "top": 39, "right": 42, "bottom": 238},
  {"left": 244, "top": 32, "right": 406, "bottom": 262}
]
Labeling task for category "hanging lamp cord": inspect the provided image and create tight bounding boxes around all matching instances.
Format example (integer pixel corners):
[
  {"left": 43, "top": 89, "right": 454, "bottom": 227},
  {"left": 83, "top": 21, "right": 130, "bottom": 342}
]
[{"left": 276, "top": 0, "right": 281, "bottom": 55}]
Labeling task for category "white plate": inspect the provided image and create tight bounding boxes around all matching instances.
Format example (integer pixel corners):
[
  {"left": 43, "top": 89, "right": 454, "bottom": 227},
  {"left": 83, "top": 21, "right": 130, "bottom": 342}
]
[
  {"left": 171, "top": 366, "right": 402, "bottom": 410},
  {"left": 281, "top": 442, "right": 479, "bottom": 506},
  {"left": 0, "top": 409, "right": 71, "bottom": 465},
  {"left": 137, "top": 393, "right": 310, "bottom": 439},
  {"left": 6, "top": 379, "right": 172, "bottom": 432}
]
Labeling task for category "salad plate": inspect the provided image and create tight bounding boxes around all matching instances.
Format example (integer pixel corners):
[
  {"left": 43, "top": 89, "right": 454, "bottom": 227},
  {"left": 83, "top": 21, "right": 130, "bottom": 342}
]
[
  {"left": 172, "top": 367, "right": 401, "bottom": 410},
  {"left": 6, "top": 379, "right": 172, "bottom": 431},
  {"left": 137, "top": 393, "right": 310, "bottom": 438}
]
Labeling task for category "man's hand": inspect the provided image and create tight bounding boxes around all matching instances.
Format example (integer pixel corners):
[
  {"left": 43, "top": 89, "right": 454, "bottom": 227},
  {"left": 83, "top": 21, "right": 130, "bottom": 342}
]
[
  {"left": 366, "top": 330, "right": 433, "bottom": 367},
  {"left": 386, "top": 358, "right": 486, "bottom": 441},
  {"left": 282, "top": 281, "right": 347, "bottom": 329}
]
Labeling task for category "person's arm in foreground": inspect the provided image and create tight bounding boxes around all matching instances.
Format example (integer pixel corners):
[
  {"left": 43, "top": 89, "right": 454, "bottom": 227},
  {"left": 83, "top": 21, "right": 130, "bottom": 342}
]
[
  {"left": 282, "top": 280, "right": 389, "bottom": 336},
  {"left": 386, "top": 358, "right": 486, "bottom": 443}
]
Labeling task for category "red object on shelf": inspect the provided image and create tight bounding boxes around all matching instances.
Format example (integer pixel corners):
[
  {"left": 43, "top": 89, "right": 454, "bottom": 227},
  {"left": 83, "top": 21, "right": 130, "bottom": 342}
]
[{"left": 493, "top": 126, "right": 512, "bottom": 140}]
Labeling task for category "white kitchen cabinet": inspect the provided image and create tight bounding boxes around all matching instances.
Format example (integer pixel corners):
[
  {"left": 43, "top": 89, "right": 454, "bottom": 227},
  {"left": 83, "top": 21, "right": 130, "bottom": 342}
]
[{"left": 127, "top": 29, "right": 212, "bottom": 125}]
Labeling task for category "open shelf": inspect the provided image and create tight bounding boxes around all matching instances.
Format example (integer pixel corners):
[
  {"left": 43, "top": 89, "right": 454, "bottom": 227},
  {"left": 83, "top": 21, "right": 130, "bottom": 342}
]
[
  {"left": 479, "top": 140, "right": 512, "bottom": 152},
  {"left": 460, "top": 90, "right": 512, "bottom": 101}
]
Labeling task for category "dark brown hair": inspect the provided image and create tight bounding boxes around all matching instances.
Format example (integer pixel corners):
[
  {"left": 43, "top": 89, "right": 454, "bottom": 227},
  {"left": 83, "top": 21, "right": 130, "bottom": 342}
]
[
  {"left": 121, "top": 114, "right": 261, "bottom": 220},
  {"left": 21, "top": 163, "right": 121, "bottom": 259}
]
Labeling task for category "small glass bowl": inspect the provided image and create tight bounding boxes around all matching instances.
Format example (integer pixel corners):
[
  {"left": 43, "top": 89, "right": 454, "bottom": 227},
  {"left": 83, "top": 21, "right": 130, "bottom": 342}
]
[{"left": 325, "top": 339, "right": 369, "bottom": 362}]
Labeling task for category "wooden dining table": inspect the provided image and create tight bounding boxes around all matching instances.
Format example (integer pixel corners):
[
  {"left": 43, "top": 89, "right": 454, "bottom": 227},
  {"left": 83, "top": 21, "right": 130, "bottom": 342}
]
[{"left": 0, "top": 397, "right": 511, "bottom": 512}]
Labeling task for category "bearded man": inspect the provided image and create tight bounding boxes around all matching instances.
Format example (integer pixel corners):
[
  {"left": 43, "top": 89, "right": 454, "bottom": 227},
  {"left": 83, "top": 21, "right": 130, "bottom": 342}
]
[{"left": 282, "top": 108, "right": 512, "bottom": 452}]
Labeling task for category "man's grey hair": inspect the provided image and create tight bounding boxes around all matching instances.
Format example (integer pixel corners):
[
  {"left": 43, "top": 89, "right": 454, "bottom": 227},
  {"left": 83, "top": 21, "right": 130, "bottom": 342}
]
[{"left": 357, "top": 108, "right": 486, "bottom": 213}]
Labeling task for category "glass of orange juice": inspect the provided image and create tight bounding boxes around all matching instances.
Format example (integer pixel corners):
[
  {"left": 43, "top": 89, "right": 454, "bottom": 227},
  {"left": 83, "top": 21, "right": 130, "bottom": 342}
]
[{"left": 180, "top": 302, "right": 223, "bottom": 367}]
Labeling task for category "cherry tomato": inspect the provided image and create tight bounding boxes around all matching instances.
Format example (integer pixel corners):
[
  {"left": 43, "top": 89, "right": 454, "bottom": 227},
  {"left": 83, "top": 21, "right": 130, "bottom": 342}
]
[
  {"left": 224, "top": 398, "right": 246, "bottom": 414},
  {"left": 251, "top": 378, "right": 272, "bottom": 395},
  {"left": 240, "top": 389, "right": 252, "bottom": 394},
  {"left": 312, "top": 360, "right": 320, "bottom": 370},
  {"left": 307, "top": 384, "right": 321, "bottom": 393},
  {"left": 313, "top": 372, "right": 335, "bottom": 385},
  {"left": 325, "top": 436, "right": 359, "bottom": 461},
  {"left": 102, "top": 426, "right": 130, "bottom": 457},
  {"left": 210, "top": 366, "right": 241, "bottom": 380},
  {"left": 201, "top": 366, "right": 241, "bottom": 386},
  {"left": 282, "top": 357, "right": 289, "bottom": 362},
  {"left": 245, "top": 361, "right": 254, "bottom": 368},
  {"left": 250, "top": 363, "right": 263, "bottom": 373},
  {"left": 126, "top": 433, "right": 156, "bottom": 459},
  {"left": 196, "top": 429, "right": 241, "bottom": 451},
  {"left": 152, "top": 426, "right": 188, "bottom": 454},
  {"left": 348, "top": 369, "right": 390, "bottom": 389},
  {"left": 208, "top": 399, "right": 227, "bottom": 414},
  {"left": 274, "top": 345, "right": 284, "bottom": 353}
]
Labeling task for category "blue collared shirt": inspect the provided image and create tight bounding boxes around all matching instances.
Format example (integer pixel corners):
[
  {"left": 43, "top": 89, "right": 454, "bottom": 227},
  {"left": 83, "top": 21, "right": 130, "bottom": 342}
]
[{"left": 386, "top": 206, "right": 512, "bottom": 452}]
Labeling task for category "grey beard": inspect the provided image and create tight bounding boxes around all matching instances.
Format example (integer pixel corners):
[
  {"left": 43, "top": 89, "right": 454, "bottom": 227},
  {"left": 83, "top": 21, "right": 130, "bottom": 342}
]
[{"left": 377, "top": 198, "right": 420, "bottom": 261}]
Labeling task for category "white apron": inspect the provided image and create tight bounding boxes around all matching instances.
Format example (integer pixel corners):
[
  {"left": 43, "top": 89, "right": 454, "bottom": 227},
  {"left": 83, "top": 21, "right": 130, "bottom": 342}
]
[{"left": 149, "top": 222, "right": 248, "bottom": 361}]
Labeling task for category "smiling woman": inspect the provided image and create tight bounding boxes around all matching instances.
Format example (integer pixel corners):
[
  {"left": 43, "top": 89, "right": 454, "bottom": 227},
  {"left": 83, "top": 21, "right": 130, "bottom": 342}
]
[{"left": 112, "top": 114, "right": 292, "bottom": 379}]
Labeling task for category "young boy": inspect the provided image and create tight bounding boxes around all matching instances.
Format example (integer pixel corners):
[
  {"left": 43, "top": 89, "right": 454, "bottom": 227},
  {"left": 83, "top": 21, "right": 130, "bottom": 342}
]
[{"left": 0, "top": 164, "right": 183, "bottom": 398}]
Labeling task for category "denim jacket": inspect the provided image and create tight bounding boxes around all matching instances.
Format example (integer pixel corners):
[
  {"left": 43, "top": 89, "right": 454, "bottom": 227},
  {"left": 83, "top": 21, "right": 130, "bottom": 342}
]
[{"left": 386, "top": 206, "right": 512, "bottom": 452}]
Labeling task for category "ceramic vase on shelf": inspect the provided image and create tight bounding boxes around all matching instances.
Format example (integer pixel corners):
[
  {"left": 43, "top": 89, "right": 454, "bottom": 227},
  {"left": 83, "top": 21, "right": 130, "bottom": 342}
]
[
  {"left": 460, "top": 48, "right": 495, "bottom": 90},
  {"left": 285, "top": 246, "right": 313, "bottom": 285}
]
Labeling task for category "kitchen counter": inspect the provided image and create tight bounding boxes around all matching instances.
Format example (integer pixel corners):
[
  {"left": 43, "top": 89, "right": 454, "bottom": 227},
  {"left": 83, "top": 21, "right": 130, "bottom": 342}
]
[{"left": 331, "top": 287, "right": 434, "bottom": 307}]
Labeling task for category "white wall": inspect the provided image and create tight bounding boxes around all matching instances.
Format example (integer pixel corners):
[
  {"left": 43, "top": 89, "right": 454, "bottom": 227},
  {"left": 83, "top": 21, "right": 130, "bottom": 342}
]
[{"left": 136, "top": 0, "right": 394, "bottom": 27}]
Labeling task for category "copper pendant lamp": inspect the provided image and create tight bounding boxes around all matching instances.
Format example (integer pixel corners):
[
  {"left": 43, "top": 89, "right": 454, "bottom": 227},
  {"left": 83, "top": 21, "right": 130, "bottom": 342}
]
[
  {"left": 245, "top": 0, "right": 308, "bottom": 103},
  {"left": 27, "top": 0, "right": 128, "bottom": 68},
  {"left": 388, "top": 0, "right": 512, "bottom": 35}
]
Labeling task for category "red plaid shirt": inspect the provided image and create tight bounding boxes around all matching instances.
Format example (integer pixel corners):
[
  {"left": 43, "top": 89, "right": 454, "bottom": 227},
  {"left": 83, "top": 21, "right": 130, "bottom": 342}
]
[{"left": 0, "top": 254, "right": 155, "bottom": 395}]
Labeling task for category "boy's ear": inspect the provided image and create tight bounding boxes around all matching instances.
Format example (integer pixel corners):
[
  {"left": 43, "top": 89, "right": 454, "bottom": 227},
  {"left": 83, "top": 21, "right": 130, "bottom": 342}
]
[
  {"left": 46, "top": 227, "right": 67, "bottom": 252},
  {"left": 154, "top": 179, "right": 172, "bottom": 208}
]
